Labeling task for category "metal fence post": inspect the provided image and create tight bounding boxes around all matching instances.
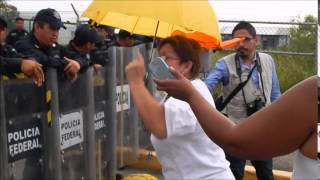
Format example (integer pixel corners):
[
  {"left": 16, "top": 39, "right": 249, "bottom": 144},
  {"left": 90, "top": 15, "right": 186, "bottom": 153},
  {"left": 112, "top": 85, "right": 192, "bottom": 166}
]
[{"left": 43, "top": 68, "right": 62, "bottom": 180}]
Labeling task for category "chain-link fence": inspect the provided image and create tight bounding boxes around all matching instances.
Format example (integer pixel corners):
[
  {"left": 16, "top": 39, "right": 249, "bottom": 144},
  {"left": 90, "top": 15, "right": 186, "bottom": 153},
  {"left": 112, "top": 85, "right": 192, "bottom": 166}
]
[{"left": 210, "top": 20, "right": 317, "bottom": 93}]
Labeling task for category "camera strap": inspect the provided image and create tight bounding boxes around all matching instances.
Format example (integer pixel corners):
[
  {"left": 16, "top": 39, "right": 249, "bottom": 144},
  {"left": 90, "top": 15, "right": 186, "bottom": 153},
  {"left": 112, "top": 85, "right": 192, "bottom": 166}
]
[
  {"left": 256, "top": 53, "right": 267, "bottom": 103},
  {"left": 217, "top": 60, "right": 256, "bottom": 111},
  {"left": 238, "top": 52, "right": 267, "bottom": 106}
]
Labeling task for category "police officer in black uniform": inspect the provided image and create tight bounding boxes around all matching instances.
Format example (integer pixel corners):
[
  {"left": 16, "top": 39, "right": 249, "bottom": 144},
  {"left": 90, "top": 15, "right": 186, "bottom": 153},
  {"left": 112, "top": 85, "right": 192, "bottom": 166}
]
[
  {"left": 66, "top": 24, "right": 102, "bottom": 72},
  {"left": 95, "top": 24, "right": 116, "bottom": 48},
  {"left": 6, "top": 17, "right": 29, "bottom": 47},
  {"left": 15, "top": 8, "right": 89, "bottom": 81},
  {"left": 0, "top": 17, "right": 44, "bottom": 85}
]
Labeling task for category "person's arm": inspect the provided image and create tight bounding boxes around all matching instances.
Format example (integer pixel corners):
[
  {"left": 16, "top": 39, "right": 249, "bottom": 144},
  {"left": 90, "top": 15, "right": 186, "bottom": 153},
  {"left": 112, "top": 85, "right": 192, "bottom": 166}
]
[
  {"left": 0, "top": 56, "right": 22, "bottom": 73},
  {"left": 15, "top": 40, "right": 74, "bottom": 79},
  {"left": 270, "top": 58, "right": 281, "bottom": 102},
  {"left": 125, "top": 52, "right": 167, "bottom": 139},
  {"left": 155, "top": 68, "right": 316, "bottom": 159},
  {"left": 0, "top": 56, "right": 44, "bottom": 86},
  {"left": 204, "top": 59, "right": 228, "bottom": 92},
  {"left": 61, "top": 47, "right": 89, "bottom": 72}
]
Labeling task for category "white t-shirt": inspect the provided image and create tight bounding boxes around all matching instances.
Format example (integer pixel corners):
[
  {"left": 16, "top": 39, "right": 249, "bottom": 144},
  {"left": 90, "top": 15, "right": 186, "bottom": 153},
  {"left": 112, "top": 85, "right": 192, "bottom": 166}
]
[{"left": 151, "top": 79, "right": 234, "bottom": 180}]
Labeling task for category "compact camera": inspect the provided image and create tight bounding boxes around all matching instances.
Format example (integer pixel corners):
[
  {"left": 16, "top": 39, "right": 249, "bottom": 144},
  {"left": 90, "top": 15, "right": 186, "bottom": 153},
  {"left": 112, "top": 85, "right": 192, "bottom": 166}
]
[{"left": 246, "top": 97, "right": 265, "bottom": 116}]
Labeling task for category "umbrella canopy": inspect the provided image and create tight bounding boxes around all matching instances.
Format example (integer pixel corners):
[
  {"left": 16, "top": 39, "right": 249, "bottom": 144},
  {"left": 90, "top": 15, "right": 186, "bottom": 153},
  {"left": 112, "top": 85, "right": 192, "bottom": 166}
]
[{"left": 83, "top": 0, "right": 241, "bottom": 48}]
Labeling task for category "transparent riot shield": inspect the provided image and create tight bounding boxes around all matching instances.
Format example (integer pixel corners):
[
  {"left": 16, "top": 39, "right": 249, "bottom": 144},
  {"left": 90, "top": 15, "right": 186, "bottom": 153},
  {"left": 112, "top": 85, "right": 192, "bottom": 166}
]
[
  {"left": 93, "top": 53, "right": 117, "bottom": 180},
  {"left": 99, "top": 47, "right": 117, "bottom": 180},
  {"left": 57, "top": 69, "right": 95, "bottom": 180},
  {"left": 93, "top": 66, "right": 109, "bottom": 180},
  {"left": 138, "top": 43, "right": 165, "bottom": 151},
  {"left": 115, "top": 46, "right": 142, "bottom": 168},
  {"left": 0, "top": 76, "right": 45, "bottom": 180}
]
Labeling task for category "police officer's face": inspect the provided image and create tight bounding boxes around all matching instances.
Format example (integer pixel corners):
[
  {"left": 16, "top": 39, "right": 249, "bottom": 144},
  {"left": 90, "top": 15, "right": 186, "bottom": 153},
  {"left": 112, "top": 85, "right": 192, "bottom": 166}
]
[
  {"left": 0, "top": 28, "right": 7, "bottom": 43},
  {"left": 83, "top": 42, "right": 95, "bottom": 54},
  {"left": 34, "top": 23, "right": 59, "bottom": 46},
  {"left": 233, "top": 29, "right": 258, "bottom": 58},
  {"left": 97, "top": 28, "right": 108, "bottom": 38},
  {"left": 15, "top": 20, "right": 24, "bottom": 30}
]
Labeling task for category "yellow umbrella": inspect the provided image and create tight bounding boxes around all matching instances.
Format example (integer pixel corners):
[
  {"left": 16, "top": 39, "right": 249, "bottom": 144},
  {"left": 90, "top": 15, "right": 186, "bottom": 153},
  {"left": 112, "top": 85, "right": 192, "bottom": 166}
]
[{"left": 82, "top": 0, "right": 241, "bottom": 49}]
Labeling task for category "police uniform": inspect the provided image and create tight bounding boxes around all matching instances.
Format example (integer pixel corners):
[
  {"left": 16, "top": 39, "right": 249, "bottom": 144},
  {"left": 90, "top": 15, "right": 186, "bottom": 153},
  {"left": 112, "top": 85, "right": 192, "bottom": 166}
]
[
  {"left": 0, "top": 44, "right": 23, "bottom": 75},
  {"left": 15, "top": 33, "right": 89, "bottom": 72},
  {"left": 66, "top": 41, "right": 91, "bottom": 72},
  {"left": 6, "top": 29, "right": 29, "bottom": 47},
  {"left": 70, "top": 24, "right": 107, "bottom": 67}
]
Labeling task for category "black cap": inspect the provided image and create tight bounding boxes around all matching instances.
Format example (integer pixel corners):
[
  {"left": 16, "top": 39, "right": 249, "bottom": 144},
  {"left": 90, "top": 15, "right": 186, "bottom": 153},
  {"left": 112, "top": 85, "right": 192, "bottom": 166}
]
[
  {"left": 74, "top": 24, "right": 102, "bottom": 45},
  {"left": 0, "top": 16, "right": 7, "bottom": 30},
  {"left": 118, "top": 30, "right": 133, "bottom": 39},
  {"left": 15, "top": 17, "right": 24, "bottom": 21},
  {"left": 34, "top": 8, "right": 66, "bottom": 30}
]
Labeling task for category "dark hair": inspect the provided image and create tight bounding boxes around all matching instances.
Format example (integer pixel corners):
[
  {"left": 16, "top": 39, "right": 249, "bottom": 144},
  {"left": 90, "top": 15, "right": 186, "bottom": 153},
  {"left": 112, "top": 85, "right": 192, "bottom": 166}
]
[
  {"left": 15, "top": 17, "right": 24, "bottom": 22},
  {"left": 73, "top": 24, "right": 100, "bottom": 46},
  {"left": 73, "top": 37, "right": 89, "bottom": 47},
  {"left": 232, "top": 21, "right": 256, "bottom": 38},
  {"left": 118, "top": 30, "right": 133, "bottom": 40},
  {"left": 159, "top": 35, "right": 202, "bottom": 79},
  {"left": 0, "top": 17, "right": 7, "bottom": 31},
  {"left": 32, "top": 21, "right": 46, "bottom": 32},
  {"left": 96, "top": 25, "right": 114, "bottom": 33}
]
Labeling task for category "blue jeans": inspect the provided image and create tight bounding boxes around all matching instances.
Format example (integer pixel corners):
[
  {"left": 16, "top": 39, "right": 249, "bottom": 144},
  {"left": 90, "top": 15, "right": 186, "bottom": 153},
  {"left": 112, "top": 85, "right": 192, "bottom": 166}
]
[{"left": 225, "top": 152, "right": 274, "bottom": 180}]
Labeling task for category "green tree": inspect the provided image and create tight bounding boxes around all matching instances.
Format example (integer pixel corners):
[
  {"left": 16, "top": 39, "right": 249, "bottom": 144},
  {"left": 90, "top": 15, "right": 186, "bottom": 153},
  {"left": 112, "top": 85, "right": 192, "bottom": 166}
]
[
  {"left": 280, "top": 15, "right": 317, "bottom": 53},
  {"left": 275, "top": 15, "right": 316, "bottom": 92},
  {"left": 0, "top": 1, "right": 19, "bottom": 29}
]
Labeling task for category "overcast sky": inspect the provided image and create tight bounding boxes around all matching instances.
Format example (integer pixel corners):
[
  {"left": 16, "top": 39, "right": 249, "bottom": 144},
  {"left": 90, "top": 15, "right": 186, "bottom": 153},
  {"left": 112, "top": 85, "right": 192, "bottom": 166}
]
[{"left": 7, "top": 0, "right": 318, "bottom": 22}]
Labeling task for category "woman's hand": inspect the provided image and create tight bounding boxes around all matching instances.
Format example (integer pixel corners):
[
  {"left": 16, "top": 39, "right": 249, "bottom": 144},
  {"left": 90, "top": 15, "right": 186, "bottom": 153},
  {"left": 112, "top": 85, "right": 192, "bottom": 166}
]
[
  {"left": 125, "top": 52, "right": 145, "bottom": 85},
  {"left": 154, "top": 67, "right": 196, "bottom": 102}
]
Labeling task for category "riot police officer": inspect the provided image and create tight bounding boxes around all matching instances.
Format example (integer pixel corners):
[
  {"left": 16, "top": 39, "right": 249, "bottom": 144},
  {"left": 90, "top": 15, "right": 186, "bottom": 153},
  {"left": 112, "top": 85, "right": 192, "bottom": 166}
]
[
  {"left": 66, "top": 24, "right": 103, "bottom": 72},
  {"left": 15, "top": 8, "right": 89, "bottom": 81},
  {"left": 6, "top": 17, "right": 29, "bottom": 47},
  {"left": 0, "top": 17, "right": 44, "bottom": 86}
]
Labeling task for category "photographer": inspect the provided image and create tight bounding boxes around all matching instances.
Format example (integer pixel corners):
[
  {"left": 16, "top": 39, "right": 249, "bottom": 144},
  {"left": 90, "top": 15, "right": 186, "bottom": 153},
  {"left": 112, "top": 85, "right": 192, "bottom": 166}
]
[{"left": 204, "top": 21, "right": 281, "bottom": 180}]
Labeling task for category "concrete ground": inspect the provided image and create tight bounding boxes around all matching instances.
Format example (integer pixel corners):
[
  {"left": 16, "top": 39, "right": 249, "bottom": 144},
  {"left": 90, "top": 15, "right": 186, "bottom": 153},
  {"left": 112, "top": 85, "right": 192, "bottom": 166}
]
[
  {"left": 247, "top": 152, "right": 294, "bottom": 171},
  {"left": 118, "top": 152, "right": 295, "bottom": 180}
]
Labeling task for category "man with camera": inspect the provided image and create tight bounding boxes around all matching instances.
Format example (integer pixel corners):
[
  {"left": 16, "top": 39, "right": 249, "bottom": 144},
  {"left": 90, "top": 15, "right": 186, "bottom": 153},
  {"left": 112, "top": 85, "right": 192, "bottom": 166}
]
[{"left": 204, "top": 21, "right": 281, "bottom": 180}]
